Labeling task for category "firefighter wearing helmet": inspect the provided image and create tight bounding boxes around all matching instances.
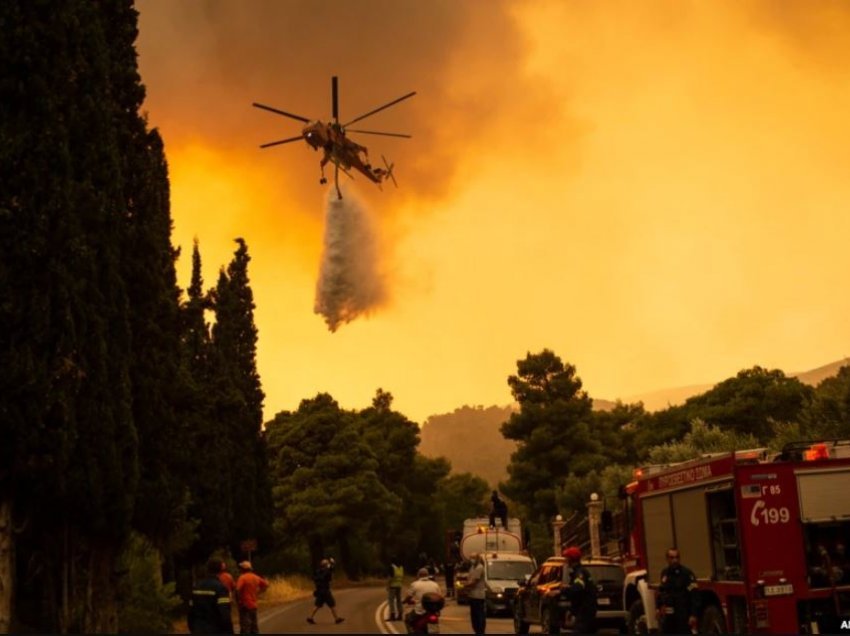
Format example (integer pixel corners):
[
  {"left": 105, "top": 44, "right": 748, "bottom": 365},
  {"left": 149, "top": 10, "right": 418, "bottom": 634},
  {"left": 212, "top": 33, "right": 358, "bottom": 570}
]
[{"left": 560, "top": 546, "right": 598, "bottom": 634}]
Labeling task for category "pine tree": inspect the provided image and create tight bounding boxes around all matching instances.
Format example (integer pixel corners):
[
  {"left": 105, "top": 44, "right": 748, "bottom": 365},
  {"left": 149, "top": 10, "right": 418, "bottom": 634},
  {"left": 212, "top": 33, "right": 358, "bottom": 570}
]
[{"left": 500, "top": 350, "right": 600, "bottom": 524}]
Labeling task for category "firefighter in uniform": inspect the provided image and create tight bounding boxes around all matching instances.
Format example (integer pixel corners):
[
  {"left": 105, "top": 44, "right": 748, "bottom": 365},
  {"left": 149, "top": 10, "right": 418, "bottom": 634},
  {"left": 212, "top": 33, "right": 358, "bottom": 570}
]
[
  {"left": 658, "top": 548, "right": 699, "bottom": 634},
  {"left": 188, "top": 558, "right": 235, "bottom": 634},
  {"left": 561, "top": 546, "right": 598, "bottom": 634}
]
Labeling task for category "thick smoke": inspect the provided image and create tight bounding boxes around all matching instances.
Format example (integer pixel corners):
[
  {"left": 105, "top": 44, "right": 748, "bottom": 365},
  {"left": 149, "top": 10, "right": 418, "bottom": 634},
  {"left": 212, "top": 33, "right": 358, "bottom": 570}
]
[{"left": 314, "top": 187, "right": 386, "bottom": 332}]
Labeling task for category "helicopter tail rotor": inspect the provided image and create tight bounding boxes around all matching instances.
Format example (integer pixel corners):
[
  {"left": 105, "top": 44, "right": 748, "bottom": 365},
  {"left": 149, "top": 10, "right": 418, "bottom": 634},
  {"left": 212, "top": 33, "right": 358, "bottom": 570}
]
[{"left": 381, "top": 155, "right": 397, "bottom": 188}]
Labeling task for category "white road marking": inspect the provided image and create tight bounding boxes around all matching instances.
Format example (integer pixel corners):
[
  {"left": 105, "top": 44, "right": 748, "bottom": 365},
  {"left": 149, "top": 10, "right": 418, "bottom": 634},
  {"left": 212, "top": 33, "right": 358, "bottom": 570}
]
[{"left": 375, "top": 600, "right": 402, "bottom": 634}]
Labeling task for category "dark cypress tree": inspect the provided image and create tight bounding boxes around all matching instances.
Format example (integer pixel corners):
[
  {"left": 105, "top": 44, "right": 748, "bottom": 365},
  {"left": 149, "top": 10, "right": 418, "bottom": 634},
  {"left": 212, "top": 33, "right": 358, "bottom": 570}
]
[
  {"left": 210, "top": 239, "right": 272, "bottom": 551},
  {"left": 47, "top": 2, "right": 139, "bottom": 630},
  {"left": 99, "top": 0, "right": 192, "bottom": 559},
  {"left": 0, "top": 2, "right": 77, "bottom": 628},
  {"left": 180, "top": 241, "right": 234, "bottom": 558},
  {"left": 0, "top": 1, "right": 206, "bottom": 629},
  {"left": 1, "top": 1, "right": 141, "bottom": 631}
]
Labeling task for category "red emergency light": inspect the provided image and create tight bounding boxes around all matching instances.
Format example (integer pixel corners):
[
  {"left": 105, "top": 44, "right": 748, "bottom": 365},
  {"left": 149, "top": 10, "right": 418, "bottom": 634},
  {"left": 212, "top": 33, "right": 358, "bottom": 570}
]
[{"left": 804, "top": 443, "right": 829, "bottom": 461}]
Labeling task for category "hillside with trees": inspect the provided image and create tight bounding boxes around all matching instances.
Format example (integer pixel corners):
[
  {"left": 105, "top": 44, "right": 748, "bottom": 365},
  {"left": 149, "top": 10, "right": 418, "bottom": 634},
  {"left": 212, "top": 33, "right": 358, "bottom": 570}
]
[
  {"left": 492, "top": 350, "right": 850, "bottom": 564},
  {"left": 419, "top": 406, "right": 518, "bottom": 488},
  {"left": 419, "top": 359, "right": 850, "bottom": 501}
]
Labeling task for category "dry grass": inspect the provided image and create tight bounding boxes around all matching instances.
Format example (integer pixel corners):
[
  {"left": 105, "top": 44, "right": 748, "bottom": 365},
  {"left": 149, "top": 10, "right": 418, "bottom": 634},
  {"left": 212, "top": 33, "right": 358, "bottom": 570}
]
[{"left": 259, "top": 573, "right": 314, "bottom": 605}]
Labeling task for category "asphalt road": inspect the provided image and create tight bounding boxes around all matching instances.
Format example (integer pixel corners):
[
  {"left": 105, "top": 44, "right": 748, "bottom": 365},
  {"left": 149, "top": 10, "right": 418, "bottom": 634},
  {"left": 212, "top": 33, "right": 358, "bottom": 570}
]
[{"left": 257, "top": 584, "right": 544, "bottom": 634}]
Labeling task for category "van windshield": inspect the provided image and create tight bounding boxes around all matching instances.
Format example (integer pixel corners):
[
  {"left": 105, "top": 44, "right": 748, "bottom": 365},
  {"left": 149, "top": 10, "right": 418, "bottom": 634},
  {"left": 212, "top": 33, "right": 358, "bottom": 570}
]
[{"left": 487, "top": 560, "right": 535, "bottom": 580}]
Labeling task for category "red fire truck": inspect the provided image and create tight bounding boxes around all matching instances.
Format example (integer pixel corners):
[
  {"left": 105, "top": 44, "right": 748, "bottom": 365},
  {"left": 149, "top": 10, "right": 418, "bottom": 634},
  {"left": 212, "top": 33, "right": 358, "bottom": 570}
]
[{"left": 619, "top": 440, "right": 850, "bottom": 634}]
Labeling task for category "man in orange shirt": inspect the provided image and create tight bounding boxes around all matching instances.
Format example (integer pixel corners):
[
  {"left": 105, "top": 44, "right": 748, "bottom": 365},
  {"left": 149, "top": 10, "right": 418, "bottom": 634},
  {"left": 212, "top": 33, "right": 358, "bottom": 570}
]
[
  {"left": 218, "top": 560, "right": 236, "bottom": 602},
  {"left": 235, "top": 561, "right": 269, "bottom": 634}
]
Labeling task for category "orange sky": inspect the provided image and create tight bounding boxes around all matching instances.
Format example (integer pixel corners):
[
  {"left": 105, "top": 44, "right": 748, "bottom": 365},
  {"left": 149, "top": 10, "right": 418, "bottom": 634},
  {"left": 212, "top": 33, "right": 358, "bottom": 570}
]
[{"left": 135, "top": 0, "right": 850, "bottom": 424}]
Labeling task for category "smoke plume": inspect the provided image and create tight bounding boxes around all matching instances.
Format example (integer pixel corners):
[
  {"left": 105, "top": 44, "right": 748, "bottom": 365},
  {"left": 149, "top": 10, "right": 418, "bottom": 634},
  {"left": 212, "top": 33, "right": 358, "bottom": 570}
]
[{"left": 314, "top": 187, "right": 386, "bottom": 332}]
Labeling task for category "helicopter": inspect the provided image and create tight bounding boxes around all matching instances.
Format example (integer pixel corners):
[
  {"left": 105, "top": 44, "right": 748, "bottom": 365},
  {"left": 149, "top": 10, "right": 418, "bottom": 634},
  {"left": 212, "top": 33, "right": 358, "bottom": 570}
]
[{"left": 253, "top": 76, "right": 415, "bottom": 200}]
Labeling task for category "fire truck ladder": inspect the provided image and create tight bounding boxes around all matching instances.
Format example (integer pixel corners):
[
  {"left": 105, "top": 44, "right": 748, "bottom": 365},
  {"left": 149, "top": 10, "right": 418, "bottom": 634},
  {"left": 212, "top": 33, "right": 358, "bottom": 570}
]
[{"left": 483, "top": 526, "right": 502, "bottom": 552}]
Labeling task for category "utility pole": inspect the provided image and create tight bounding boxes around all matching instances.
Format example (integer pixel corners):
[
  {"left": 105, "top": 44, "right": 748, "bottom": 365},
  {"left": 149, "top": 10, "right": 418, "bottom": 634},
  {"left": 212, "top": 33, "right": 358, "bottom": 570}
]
[
  {"left": 587, "top": 493, "right": 602, "bottom": 558},
  {"left": 552, "top": 514, "right": 565, "bottom": 557}
]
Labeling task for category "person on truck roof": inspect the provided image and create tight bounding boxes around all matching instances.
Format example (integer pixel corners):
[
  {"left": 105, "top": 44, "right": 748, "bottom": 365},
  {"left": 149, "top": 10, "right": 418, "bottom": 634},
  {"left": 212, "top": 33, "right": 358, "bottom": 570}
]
[
  {"left": 658, "top": 548, "right": 699, "bottom": 634},
  {"left": 489, "top": 491, "right": 508, "bottom": 530}
]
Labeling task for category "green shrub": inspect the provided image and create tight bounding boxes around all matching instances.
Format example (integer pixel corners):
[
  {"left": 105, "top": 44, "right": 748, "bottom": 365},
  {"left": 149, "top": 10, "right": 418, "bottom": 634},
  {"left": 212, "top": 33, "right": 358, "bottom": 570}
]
[{"left": 117, "top": 533, "right": 181, "bottom": 634}]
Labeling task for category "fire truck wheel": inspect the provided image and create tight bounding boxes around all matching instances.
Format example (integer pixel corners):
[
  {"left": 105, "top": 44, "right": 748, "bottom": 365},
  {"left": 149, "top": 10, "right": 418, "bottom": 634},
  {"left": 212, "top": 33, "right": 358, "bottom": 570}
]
[
  {"left": 627, "top": 600, "right": 648, "bottom": 635},
  {"left": 700, "top": 605, "right": 726, "bottom": 633}
]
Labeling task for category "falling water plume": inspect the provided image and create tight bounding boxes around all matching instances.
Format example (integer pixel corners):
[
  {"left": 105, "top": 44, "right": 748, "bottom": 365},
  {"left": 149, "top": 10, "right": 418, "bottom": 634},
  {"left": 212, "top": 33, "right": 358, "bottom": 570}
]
[{"left": 314, "top": 187, "right": 386, "bottom": 332}]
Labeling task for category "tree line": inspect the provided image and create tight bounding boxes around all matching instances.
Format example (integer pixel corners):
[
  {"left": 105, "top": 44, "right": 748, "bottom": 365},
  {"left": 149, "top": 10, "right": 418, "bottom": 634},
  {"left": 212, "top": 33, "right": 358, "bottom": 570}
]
[
  {"left": 0, "top": 2, "right": 269, "bottom": 631},
  {"left": 498, "top": 349, "right": 850, "bottom": 562},
  {"left": 265, "top": 389, "right": 491, "bottom": 579}
]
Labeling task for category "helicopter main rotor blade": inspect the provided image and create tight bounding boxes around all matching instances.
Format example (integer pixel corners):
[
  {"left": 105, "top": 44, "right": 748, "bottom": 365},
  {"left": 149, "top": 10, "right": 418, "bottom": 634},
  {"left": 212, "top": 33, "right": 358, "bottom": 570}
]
[
  {"left": 252, "top": 102, "right": 311, "bottom": 124},
  {"left": 342, "top": 91, "right": 416, "bottom": 127},
  {"left": 332, "top": 76, "right": 339, "bottom": 123},
  {"left": 347, "top": 129, "right": 412, "bottom": 138},
  {"left": 259, "top": 135, "right": 303, "bottom": 148}
]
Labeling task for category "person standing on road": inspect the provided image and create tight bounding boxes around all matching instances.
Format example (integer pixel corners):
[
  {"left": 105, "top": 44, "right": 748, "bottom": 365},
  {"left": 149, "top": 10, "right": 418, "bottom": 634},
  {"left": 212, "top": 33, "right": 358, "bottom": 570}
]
[
  {"left": 307, "top": 558, "right": 345, "bottom": 625},
  {"left": 466, "top": 553, "right": 487, "bottom": 635},
  {"left": 188, "top": 558, "right": 235, "bottom": 634},
  {"left": 658, "top": 548, "right": 699, "bottom": 634},
  {"left": 218, "top": 560, "right": 236, "bottom": 603},
  {"left": 561, "top": 546, "right": 598, "bottom": 634},
  {"left": 443, "top": 560, "right": 456, "bottom": 598},
  {"left": 235, "top": 561, "right": 269, "bottom": 634},
  {"left": 387, "top": 557, "right": 404, "bottom": 621},
  {"left": 403, "top": 567, "right": 443, "bottom": 631}
]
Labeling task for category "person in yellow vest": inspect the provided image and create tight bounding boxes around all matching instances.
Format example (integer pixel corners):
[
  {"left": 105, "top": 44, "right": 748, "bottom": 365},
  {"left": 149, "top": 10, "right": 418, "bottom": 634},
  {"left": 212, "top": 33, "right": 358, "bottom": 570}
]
[{"left": 387, "top": 558, "right": 404, "bottom": 621}]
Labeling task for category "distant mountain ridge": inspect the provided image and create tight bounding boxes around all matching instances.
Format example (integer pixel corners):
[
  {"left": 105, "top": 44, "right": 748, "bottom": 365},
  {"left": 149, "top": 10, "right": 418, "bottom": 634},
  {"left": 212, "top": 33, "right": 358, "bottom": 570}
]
[
  {"left": 622, "top": 358, "right": 850, "bottom": 411},
  {"left": 419, "top": 358, "right": 850, "bottom": 487}
]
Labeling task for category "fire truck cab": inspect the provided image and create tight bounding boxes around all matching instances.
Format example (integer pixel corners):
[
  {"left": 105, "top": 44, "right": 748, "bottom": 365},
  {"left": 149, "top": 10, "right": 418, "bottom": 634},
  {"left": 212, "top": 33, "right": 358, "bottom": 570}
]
[{"left": 621, "top": 440, "right": 850, "bottom": 634}]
